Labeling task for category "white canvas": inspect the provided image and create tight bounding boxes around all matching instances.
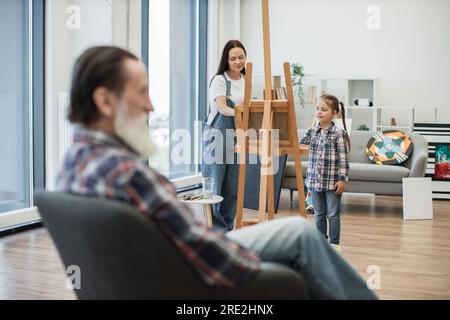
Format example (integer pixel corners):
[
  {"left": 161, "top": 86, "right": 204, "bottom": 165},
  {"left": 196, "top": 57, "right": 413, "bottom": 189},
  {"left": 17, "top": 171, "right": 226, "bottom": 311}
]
[{"left": 402, "top": 178, "right": 434, "bottom": 220}]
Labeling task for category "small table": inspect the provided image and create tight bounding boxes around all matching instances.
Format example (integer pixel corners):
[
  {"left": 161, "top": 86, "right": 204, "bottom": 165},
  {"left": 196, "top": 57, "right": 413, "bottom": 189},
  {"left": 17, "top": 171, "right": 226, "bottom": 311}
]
[{"left": 180, "top": 195, "right": 223, "bottom": 227}]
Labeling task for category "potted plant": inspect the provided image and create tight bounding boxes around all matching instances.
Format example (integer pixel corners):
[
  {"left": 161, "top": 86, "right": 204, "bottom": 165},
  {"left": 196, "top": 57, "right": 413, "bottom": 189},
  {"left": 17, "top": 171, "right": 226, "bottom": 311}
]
[
  {"left": 291, "top": 63, "right": 305, "bottom": 107},
  {"left": 357, "top": 124, "right": 370, "bottom": 131}
]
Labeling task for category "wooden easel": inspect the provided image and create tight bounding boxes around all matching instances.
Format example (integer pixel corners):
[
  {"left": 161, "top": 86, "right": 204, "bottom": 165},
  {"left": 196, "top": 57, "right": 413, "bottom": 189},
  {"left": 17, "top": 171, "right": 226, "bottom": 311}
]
[{"left": 234, "top": 0, "right": 308, "bottom": 228}]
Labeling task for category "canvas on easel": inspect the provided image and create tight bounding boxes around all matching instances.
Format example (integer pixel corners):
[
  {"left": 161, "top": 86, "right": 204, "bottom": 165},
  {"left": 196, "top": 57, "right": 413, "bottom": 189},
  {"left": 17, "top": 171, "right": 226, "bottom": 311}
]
[
  {"left": 233, "top": 0, "right": 307, "bottom": 228},
  {"left": 243, "top": 154, "right": 287, "bottom": 212}
]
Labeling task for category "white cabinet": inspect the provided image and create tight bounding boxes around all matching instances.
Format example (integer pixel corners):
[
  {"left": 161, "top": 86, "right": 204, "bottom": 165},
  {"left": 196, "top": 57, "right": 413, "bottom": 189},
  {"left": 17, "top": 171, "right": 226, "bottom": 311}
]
[
  {"left": 296, "top": 76, "right": 438, "bottom": 132},
  {"left": 319, "top": 78, "right": 377, "bottom": 107},
  {"left": 319, "top": 78, "right": 377, "bottom": 131},
  {"left": 348, "top": 80, "right": 376, "bottom": 107},
  {"left": 347, "top": 106, "right": 438, "bottom": 133},
  {"left": 296, "top": 77, "right": 377, "bottom": 130}
]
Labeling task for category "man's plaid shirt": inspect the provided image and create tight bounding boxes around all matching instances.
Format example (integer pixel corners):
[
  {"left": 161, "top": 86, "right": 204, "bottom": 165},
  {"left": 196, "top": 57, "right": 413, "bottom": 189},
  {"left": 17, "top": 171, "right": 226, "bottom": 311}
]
[
  {"left": 300, "top": 122, "right": 350, "bottom": 192},
  {"left": 56, "top": 126, "right": 260, "bottom": 287}
]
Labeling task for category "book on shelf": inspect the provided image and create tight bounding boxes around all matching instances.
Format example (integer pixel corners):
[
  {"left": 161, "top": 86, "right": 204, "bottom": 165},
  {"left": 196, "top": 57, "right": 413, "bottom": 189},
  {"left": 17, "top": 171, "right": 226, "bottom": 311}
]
[
  {"left": 272, "top": 75, "right": 288, "bottom": 100},
  {"left": 274, "top": 86, "right": 279, "bottom": 99},
  {"left": 278, "top": 87, "right": 285, "bottom": 100},
  {"left": 273, "top": 75, "right": 281, "bottom": 88},
  {"left": 308, "top": 86, "right": 317, "bottom": 104},
  {"left": 273, "top": 86, "right": 285, "bottom": 100}
]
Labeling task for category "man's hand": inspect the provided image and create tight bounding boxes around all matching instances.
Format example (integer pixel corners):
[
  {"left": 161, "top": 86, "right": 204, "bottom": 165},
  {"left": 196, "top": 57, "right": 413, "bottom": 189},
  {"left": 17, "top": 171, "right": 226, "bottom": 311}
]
[{"left": 335, "top": 181, "right": 346, "bottom": 194}]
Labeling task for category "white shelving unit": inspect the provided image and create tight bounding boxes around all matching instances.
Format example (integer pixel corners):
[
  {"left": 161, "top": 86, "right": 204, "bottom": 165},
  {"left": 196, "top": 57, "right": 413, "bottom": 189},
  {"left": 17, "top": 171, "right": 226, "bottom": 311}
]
[
  {"left": 296, "top": 76, "right": 378, "bottom": 131},
  {"left": 301, "top": 74, "right": 321, "bottom": 106},
  {"left": 290, "top": 75, "right": 439, "bottom": 133},
  {"left": 346, "top": 106, "right": 439, "bottom": 133},
  {"left": 319, "top": 78, "right": 377, "bottom": 107},
  {"left": 284, "top": 75, "right": 377, "bottom": 108}
]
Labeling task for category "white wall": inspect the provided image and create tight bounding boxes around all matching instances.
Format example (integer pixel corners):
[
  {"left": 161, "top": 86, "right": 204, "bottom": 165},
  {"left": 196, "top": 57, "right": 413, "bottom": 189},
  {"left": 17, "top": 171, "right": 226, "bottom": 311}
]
[
  {"left": 240, "top": 0, "right": 450, "bottom": 123},
  {"left": 207, "top": 0, "right": 241, "bottom": 84}
]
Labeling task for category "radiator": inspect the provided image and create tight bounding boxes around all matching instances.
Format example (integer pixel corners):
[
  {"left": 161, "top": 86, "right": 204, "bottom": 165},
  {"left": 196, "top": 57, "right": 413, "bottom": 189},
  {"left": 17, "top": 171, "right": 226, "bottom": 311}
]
[{"left": 58, "top": 92, "right": 74, "bottom": 163}]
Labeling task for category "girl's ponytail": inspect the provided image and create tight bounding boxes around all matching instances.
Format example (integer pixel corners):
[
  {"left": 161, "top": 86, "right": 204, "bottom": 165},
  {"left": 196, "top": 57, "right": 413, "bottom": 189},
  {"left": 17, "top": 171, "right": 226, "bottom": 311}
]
[{"left": 339, "top": 101, "right": 351, "bottom": 151}]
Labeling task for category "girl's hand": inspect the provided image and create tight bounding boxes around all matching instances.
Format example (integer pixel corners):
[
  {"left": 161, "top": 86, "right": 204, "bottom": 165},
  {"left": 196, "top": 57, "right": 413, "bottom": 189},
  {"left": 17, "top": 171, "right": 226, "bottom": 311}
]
[{"left": 335, "top": 181, "right": 346, "bottom": 194}]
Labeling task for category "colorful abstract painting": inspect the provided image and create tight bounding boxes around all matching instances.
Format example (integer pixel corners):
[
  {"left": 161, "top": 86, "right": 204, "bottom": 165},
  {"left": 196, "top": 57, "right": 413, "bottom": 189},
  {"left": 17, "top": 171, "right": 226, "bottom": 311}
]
[
  {"left": 366, "top": 130, "right": 414, "bottom": 165},
  {"left": 434, "top": 144, "right": 450, "bottom": 180}
]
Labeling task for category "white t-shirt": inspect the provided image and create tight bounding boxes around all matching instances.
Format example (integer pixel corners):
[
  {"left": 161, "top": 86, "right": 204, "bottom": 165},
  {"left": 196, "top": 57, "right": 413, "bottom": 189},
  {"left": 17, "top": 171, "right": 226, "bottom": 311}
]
[{"left": 208, "top": 72, "right": 245, "bottom": 116}]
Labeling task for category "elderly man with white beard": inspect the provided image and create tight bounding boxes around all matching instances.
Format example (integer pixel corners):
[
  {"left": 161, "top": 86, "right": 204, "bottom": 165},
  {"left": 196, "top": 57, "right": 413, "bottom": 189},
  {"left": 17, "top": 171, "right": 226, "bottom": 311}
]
[{"left": 56, "top": 46, "right": 377, "bottom": 300}]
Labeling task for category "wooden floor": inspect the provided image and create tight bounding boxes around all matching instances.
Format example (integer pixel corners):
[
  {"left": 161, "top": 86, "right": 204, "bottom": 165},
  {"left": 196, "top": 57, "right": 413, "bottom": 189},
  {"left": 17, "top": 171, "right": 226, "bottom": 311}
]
[{"left": 0, "top": 191, "right": 449, "bottom": 300}]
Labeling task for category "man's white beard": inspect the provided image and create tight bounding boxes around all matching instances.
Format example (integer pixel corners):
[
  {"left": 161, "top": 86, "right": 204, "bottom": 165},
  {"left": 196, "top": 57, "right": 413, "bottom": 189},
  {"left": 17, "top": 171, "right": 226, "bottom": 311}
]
[{"left": 113, "top": 102, "right": 158, "bottom": 157}]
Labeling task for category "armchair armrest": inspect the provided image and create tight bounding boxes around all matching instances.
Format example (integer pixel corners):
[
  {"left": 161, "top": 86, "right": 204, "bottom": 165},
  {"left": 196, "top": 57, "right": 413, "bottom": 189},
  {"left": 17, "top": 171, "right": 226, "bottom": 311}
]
[{"left": 404, "top": 134, "right": 428, "bottom": 177}]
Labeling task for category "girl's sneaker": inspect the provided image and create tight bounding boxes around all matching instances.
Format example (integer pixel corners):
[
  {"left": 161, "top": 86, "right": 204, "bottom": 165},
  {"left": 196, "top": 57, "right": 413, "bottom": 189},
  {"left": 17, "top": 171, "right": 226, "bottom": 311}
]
[{"left": 330, "top": 243, "right": 341, "bottom": 253}]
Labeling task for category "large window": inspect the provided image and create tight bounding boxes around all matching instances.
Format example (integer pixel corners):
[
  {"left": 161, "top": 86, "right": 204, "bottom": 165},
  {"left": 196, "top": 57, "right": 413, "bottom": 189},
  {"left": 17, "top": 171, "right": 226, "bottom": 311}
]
[
  {"left": 148, "top": 0, "right": 207, "bottom": 181},
  {"left": 46, "top": 0, "right": 207, "bottom": 188},
  {"left": 45, "top": 0, "right": 144, "bottom": 189},
  {"left": 0, "top": 0, "right": 32, "bottom": 213}
]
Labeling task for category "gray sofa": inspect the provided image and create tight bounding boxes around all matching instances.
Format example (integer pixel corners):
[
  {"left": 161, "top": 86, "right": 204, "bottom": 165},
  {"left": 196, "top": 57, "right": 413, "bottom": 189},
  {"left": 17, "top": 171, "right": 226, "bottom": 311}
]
[{"left": 282, "top": 130, "right": 428, "bottom": 197}]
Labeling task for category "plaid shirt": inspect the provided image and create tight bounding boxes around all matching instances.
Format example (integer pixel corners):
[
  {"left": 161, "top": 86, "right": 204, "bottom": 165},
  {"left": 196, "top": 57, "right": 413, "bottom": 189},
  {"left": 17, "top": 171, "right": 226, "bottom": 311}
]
[
  {"left": 56, "top": 126, "right": 260, "bottom": 287},
  {"left": 300, "top": 122, "right": 350, "bottom": 192}
]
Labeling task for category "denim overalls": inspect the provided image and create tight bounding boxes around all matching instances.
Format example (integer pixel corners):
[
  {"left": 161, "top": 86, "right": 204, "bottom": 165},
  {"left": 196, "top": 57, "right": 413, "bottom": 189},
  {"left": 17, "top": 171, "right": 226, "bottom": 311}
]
[{"left": 202, "top": 75, "right": 239, "bottom": 231}]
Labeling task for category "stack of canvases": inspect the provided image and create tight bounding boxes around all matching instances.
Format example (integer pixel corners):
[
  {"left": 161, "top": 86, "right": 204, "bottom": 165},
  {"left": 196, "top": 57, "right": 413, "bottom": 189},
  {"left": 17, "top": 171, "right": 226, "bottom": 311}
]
[{"left": 413, "top": 123, "right": 450, "bottom": 199}]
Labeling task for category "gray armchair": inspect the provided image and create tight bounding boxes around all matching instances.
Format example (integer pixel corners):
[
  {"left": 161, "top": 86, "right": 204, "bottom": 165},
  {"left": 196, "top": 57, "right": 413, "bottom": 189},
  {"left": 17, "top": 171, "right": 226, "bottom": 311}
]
[{"left": 34, "top": 191, "right": 310, "bottom": 299}]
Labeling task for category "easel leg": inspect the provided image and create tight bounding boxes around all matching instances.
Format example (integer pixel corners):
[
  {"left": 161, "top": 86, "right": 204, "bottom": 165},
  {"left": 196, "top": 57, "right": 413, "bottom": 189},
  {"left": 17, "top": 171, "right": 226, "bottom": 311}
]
[
  {"left": 258, "top": 172, "right": 268, "bottom": 222},
  {"left": 236, "top": 158, "right": 246, "bottom": 229},
  {"left": 258, "top": 101, "right": 273, "bottom": 223},
  {"left": 267, "top": 114, "right": 275, "bottom": 220},
  {"left": 268, "top": 173, "right": 275, "bottom": 220}
]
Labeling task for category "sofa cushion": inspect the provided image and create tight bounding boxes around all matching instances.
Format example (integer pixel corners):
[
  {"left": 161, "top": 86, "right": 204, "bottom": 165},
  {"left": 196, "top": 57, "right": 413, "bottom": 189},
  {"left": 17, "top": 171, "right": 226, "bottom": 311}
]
[
  {"left": 348, "top": 162, "right": 410, "bottom": 182},
  {"left": 284, "top": 161, "right": 410, "bottom": 183},
  {"left": 284, "top": 161, "right": 308, "bottom": 178},
  {"left": 348, "top": 131, "right": 376, "bottom": 164}
]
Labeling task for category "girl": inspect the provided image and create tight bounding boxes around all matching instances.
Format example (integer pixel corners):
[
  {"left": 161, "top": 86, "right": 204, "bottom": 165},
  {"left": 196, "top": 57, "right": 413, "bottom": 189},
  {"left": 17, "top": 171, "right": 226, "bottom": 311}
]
[
  {"left": 202, "top": 40, "right": 247, "bottom": 231},
  {"left": 300, "top": 94, "right": 350, "bottom": 252}
]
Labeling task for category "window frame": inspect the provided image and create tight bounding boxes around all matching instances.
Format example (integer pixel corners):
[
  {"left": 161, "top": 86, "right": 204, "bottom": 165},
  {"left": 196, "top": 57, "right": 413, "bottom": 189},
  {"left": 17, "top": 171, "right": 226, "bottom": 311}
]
[
  {"left": 0, "top": 0, "right": 44, "bottom": 231},
  {"left": 146, "top": 0, "right": 207, "bottom": 190},
  {"left": 32, "top": 0, "right": 45, "bottom": 193},
  {"left": 169, "top": 0, "right": 207, "bottom": 189}
]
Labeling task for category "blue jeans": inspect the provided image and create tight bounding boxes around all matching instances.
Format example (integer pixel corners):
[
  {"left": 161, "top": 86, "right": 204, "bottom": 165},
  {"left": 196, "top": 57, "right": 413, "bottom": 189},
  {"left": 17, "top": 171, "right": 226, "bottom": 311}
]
[
  {"left": 227, "top": 217, "right": 377, "bottom": 299},
  {"left": 310, "top": 190, "right": 342, "bottom": 245}
]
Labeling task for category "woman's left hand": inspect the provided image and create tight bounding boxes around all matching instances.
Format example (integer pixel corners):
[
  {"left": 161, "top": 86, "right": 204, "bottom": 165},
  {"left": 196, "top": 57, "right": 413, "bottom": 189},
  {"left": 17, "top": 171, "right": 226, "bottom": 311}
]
[{"left": 335, "top": 181, "right": 346, "bottom": 194}]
